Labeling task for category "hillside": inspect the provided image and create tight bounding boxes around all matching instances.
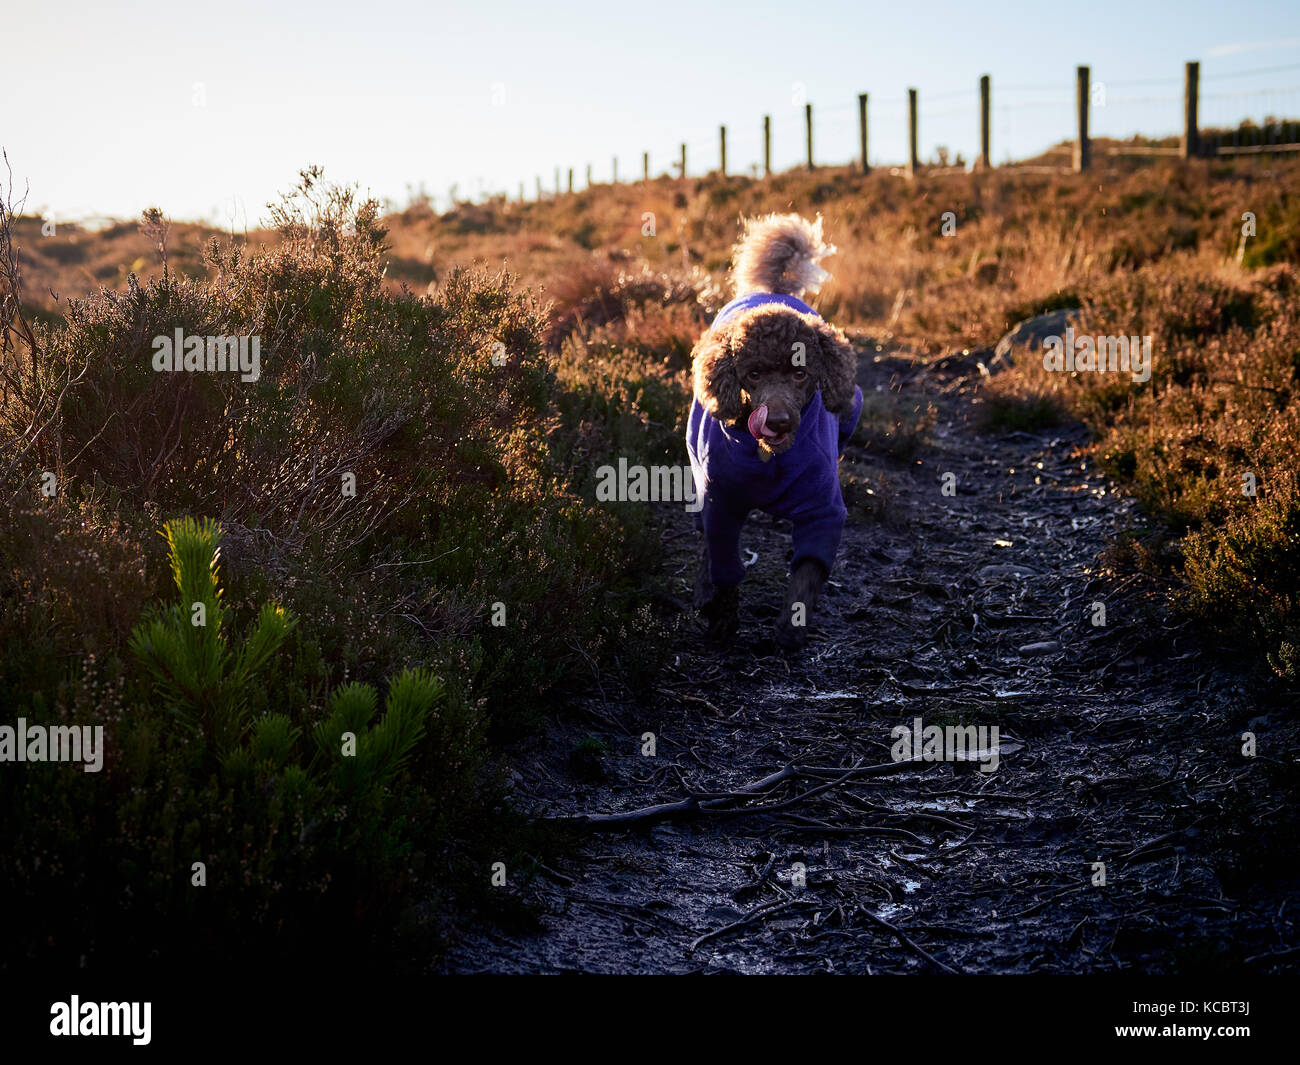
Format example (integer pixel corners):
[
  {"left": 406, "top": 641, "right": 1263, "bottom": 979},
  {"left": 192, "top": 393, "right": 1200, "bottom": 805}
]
[{"left": 4, "top": 156, "right": 1299, "bottom": 973}]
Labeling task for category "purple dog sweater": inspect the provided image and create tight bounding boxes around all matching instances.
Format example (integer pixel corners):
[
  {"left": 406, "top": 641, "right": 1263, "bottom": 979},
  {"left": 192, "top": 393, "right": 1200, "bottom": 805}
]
[{"left": 688, "top": 294, "right": 864, "bottom": 587}]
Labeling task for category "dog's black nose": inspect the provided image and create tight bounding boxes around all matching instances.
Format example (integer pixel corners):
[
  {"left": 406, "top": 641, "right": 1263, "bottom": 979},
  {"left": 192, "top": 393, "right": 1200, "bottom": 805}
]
[{"left": 766, "top": 411, "right": 792, "bottom": 433}]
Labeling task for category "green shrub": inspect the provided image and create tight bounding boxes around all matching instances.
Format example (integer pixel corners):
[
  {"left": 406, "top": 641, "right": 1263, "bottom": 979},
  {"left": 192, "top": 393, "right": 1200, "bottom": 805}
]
[
  {"left": 130, "top": 517, "right": 296, "bottom": 756},
  {"left": 0, "top": 169, "right": 672, "bottom": 970},
  {"left": 0, "top": 508, "right": 502, "bottom": 971}
]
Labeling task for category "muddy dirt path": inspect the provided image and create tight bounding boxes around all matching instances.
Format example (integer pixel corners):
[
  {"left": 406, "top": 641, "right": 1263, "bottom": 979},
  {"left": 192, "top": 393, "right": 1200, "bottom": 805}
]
[{"left": 443, "top": 343, "right": 1299, "bottom": 974}]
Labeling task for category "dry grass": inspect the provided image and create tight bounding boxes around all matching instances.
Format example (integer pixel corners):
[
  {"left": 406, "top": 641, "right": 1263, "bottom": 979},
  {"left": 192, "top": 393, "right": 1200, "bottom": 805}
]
[
  {"left": 4, "top": 148, "right": 1299, "bottom": 973},
  {"left": 13, "top": 154, "right": 1300, "bottom": 685}
]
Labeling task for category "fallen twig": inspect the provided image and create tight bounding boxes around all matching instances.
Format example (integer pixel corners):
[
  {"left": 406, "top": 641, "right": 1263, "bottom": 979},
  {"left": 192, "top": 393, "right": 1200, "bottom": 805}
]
[
  {"left": 689, "top": 898, "right": 811, "bottom": 953},
  {"left": 858, "top": 907, "right": 962, "bottom": 975},
  {"left": 548, "top": 758, "right": 933, "bottom": 830}
]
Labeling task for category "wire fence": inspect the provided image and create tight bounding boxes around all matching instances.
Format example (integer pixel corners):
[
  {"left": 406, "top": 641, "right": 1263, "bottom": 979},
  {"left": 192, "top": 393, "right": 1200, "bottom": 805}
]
[{"left": 521, "top": 59, "right": 1300, "bottom": 198}]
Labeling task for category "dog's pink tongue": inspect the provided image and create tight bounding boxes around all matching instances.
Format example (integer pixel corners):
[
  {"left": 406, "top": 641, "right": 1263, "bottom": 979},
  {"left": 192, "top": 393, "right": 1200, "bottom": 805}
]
[{"left": 747, "top": 405, "right": 769, "bottom": 441}]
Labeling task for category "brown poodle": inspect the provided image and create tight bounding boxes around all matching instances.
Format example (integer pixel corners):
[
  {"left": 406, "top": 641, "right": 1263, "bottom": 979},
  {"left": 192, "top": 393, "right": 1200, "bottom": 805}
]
[{"left": 686, "top": 214, "right": 862, "bottom": 650}]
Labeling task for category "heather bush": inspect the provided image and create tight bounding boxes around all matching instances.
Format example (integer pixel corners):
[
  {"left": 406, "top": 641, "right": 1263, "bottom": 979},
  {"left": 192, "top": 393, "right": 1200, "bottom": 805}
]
[
  {"left": 0, "top": 168, "right": 669, "bottom": 969},
  {"left": 0, "top": 514, "right": 493, "bottom": 970},
  {"left": 8, "top": 150, "right": 1300, "bottom": 977},
  {"left": 439, "top": 158, "right": 1300, "bottom": 686},
  {"left": 992, "top": 260, "right": 1300, "bottom": 684}
]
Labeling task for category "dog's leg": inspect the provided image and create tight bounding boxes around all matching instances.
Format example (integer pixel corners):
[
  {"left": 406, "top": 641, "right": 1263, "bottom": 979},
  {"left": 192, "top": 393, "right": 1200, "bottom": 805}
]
[
  {"left": 779, "top": 510, "right": 844, "bottom": 651},
  {"left": 775, "top": 558, "right": 827, "bottom": 651},
  {"left": 694, "top": 544, "right": 740, "bottom": 644},
  {"left": 694, "top": 503, "right": 747, "bottom": 645}
]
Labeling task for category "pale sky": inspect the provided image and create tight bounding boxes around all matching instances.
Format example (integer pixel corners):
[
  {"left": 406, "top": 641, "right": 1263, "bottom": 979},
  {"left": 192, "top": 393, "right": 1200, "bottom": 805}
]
[{"left": 8, "top": 0, "right": 1300, "bottom": 223}]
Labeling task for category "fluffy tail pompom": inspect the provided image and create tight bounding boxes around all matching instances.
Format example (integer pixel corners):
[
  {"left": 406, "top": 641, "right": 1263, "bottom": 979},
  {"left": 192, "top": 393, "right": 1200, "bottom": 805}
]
[{"left": 730, "top": 213, "right": 836, "bottom": 298}]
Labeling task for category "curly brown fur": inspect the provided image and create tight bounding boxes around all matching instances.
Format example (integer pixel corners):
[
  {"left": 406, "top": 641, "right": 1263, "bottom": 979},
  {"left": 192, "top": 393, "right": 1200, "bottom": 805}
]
[
  {"left": 731, "top": 213, "right": 836, "bottom": 298},
  {"left": 691, "top": 305, "right": 857, "bottom": 457},
  {"left": 689, "top": 213, "right": 857, "bottom": 652}
]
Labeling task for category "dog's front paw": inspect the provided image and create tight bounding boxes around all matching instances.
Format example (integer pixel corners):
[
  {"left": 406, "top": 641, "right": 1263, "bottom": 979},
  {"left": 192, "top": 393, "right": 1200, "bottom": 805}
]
[
  {"left": 774, "top": 614, "right": 809, "bottom": 651},
  {"left": 699, "top": 584, "right": 740, "bottom": 645},
  {"left": 775, "top": 559, "right": 827, "bottom": 652}
]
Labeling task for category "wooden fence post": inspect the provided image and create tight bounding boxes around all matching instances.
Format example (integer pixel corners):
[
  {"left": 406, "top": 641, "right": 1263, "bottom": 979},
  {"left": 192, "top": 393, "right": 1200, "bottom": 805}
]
[
  {"left": 720, "top": 125, "right": 727, "bottom": 177},
  {"left": 568, "top": 167, "right": 574, "bottom": 194},
  {"left": 612, "top": 157, "right": 618, "bottom": 183},
  {"left": 805, "top": 103, "right": 814, "bottom": 169},
  {"left": 763, "top": 115, "right": 772, "bottom": 175},
  {"left": 1074, "top": 66, "right": 1091, "bottom": 171},
  {"left": 680, "top": 142, "right": 687, "bottom": 178},
  {"left": 643, "top": 151, "right": 650, "bottom": 181},
  {"left": 858, "top": 93, "right": 869, "bottom": 173},
  {"left": 536, "top": 176, "right": 542, "bottom": 200},
  {"left": 907, "top": 88, "right": 919, "bottom": 178},
  {"left": 979, "top": 75, "right": 991, "bottom": 169},
  {"left": 1182, "top": 60, "right": 1200, "bottom": 159},
  {"left": 586, "top": 163, "right": 592, "bottom": 187},
  {"left": 519, "top": 182, "right": 524, "bottom": 202}
]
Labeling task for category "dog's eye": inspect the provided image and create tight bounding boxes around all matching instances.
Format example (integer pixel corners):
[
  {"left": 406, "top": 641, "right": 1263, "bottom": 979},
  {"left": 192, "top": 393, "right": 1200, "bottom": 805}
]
[
  {"left": 792, "top": 368, "right": 807, "bottom": 379},
  {"left": 746, "top": 368, "right": 762, "bottom": 381}
]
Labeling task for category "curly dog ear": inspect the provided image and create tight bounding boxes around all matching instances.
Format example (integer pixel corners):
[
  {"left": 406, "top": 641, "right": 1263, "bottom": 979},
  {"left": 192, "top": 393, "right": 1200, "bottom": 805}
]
[
  {"left": 692, "top": 326, "right": 744, "bottom": 424},
  {"left": 812, "top": 320, "right": 858, "bottom": 413}
]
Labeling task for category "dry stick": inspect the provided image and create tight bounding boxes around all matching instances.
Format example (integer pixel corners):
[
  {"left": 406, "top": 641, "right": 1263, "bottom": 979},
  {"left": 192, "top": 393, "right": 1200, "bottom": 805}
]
[
  {"left": 733, "top": 851, "right": 778, "bottom": 901},
  {"left": 659, "top": 689, "right": 724, "bottom": 716},
  {"left": 550, "top": 758, "right": 932, "bottom": 830},
  {"left": 1007, "top": 883, "right": 1088, "bottom": 919},
  {"left": 1118, "top": 828, "right": 1188, "bottom": 863},
  {"left": 773, "top": 817, "right": 928, "bottom": 844},
  {"left": 888, "top": 848, "right": 938, "bottom": 877},
  {"left": 1244, "top": 944, "right": 1300, "bottom": 966},
  {"left": 569, "top": 894, "right": 692, "bottom": 933},
  {"left": 858, "top": 906, "right": 961, "bottom": 975},
  {"left": 709, "top": 762, "right": 870, "bottom": 817},
  {"left": 689, "top": 898, "right": 810, "bottom": 953}
]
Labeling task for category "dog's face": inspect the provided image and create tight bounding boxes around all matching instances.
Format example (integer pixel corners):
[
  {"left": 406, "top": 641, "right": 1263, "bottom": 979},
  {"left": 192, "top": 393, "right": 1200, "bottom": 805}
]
[
  {"left": 692, "top": 306, "right": 857, "bottom": 456},
  {"left": 736, "top": 323, "right": 817, "bottom": 454}
]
